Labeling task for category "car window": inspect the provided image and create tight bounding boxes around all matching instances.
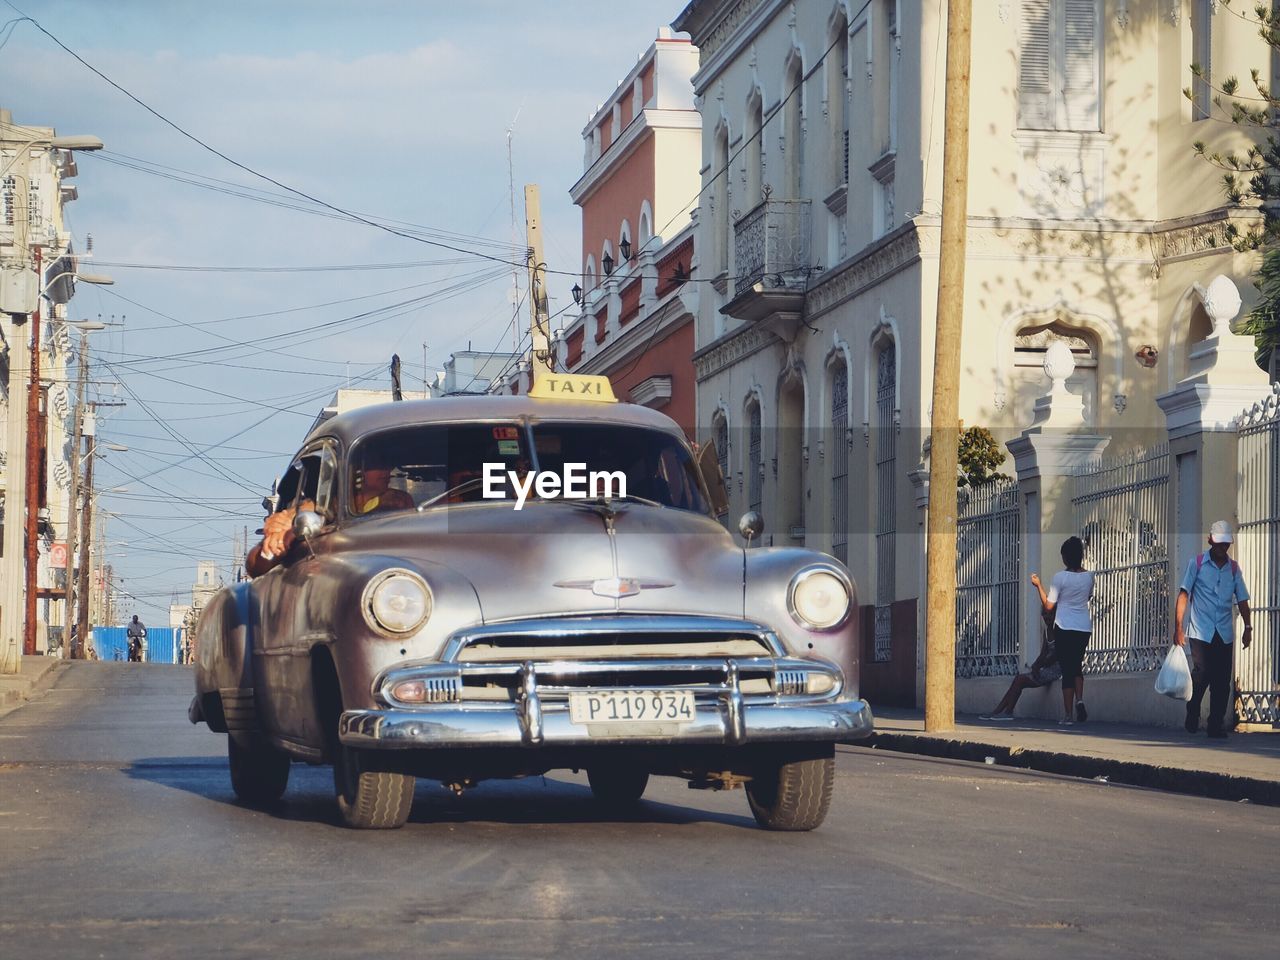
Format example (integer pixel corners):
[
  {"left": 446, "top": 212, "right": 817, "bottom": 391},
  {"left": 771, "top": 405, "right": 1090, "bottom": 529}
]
[
  {"left": 314, "top": 443, "right": 338, "bottom": 521},
  {"left": 274, "top": 461, "right": 302, "bottom": 512},
  {"left": 348, "top": 422, "right": 530, "bottom": 514},
  {"left": 531, "top": 423, "right": 711, "bottom": 515}
]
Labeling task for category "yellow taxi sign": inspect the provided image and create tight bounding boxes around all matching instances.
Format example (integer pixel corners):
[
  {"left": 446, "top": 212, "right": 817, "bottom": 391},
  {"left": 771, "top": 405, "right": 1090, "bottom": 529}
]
[{"left": 528, "top": 372, "right": 617, "bottom": 403}]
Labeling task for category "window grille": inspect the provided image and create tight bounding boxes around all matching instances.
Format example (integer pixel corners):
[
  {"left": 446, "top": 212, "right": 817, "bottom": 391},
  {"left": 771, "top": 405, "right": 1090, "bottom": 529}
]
[
  {"left": 874, "top": 345, "right": 896, "bottom": 661},
  {"left": 830, "top": 363, "right": 849, "bottom": 564}
]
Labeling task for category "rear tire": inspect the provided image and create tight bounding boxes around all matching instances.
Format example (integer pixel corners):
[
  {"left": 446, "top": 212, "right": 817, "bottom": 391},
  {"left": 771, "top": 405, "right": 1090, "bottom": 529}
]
[
  {"left": 333, "top": 743, "right": 414, "bottom": 829},
  {"left": 745, "top": 748, "right": 835, "bottom": 831},
  {"left": 228, "top": 734, "right": 290, "bottom": 804},
  {"left": 587, "top": 765, "right": 649, "bottom": 807}
]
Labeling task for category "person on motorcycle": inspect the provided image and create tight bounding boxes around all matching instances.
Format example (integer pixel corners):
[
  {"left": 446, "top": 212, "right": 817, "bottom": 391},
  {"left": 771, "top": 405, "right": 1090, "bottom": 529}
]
[{"left": 126, "top": 615, "right": 147, "bottom": 663}]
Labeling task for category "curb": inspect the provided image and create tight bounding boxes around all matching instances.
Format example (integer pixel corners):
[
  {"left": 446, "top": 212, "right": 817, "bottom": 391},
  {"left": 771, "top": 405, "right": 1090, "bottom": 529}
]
[
  {"left": 0, "top": 658, "right": 63, "bottom": 719},
  {"left": 852, "top": 731, "right": 1280, "bottom": 807}
]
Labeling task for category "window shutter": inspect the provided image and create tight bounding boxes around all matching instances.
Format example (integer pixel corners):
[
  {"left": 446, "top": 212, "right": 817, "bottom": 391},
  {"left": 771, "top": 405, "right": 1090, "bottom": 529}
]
[
  {"left": 1018, "top": 0, "right": 1054, "bottom": 130},
  {"left": 1062, "top": 0, "right": 1100, "bottom": 131}
]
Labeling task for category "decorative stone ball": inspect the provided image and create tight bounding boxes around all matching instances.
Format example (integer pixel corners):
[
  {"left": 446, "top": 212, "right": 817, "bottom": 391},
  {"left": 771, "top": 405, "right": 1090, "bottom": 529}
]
[
  {"left": 1203, "top": 275, "right": 1242, "bottom": 328},
  {"left": 1043, "top": 340, "right": 1076, "bottom": 383}
]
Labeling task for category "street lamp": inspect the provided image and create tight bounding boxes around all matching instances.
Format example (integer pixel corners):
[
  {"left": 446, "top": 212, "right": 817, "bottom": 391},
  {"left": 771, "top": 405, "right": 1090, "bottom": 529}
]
[{"left": 571, "top": 283, "right": 583, "bottom": 305}]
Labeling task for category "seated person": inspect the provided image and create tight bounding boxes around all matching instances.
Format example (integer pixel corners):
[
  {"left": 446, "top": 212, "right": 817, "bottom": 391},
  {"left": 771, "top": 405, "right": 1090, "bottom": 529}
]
[
  {"left": 352, "top": 467, "right": 415, "bottom": 515},
  {"left": 979, "top": 628, "right": 1061, "bottom": 721},
  {"left": 245, "top": 498, "right": 315, "bottom": 578}
]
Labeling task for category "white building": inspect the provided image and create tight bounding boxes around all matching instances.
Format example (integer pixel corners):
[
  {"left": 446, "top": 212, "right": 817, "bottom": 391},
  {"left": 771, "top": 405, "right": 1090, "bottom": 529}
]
[
  {"left": 1, "top": 107, "right": 88, "bottom": 655},
  {"left": 673, "top": 1, "right": 1272, "bottom": 715}
]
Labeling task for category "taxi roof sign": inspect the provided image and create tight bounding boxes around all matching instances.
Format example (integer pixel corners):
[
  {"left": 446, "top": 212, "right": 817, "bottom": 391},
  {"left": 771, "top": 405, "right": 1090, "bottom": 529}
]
[{"left": 528, "top": 372, "right": 617, "bottom": 403}]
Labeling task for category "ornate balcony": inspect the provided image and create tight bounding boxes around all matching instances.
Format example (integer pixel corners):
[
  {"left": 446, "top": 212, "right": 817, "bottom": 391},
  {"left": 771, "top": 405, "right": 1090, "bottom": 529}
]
[{"left": 723, "top": 198, "right": 812, "bottom": 335}]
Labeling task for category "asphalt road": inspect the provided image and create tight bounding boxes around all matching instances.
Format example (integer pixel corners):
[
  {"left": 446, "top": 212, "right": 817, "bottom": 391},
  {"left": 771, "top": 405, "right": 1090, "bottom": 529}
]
[{"left": 0, "top": 662, "right": 1275, "bottom": 960}]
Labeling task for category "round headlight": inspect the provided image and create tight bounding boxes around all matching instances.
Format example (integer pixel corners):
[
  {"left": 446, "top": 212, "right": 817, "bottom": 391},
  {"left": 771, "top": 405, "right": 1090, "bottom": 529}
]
[
  {"left": 363, "top": 570, "right": 431, "bottom": 635},
  {"left": 789, "top": 567, "right": 851, "bottom": 631}
]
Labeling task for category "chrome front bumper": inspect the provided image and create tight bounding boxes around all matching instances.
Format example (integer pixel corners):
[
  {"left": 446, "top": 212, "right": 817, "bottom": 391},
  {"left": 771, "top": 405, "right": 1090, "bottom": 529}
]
[{"left": 339, "top": 696, "right": 873, "bottom": 749}]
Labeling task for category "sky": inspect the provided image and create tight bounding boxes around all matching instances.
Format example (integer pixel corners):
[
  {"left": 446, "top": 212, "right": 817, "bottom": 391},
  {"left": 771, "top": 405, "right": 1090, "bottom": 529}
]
[{"left": 1, "top": 0, "right": 689, "bottom": 622}]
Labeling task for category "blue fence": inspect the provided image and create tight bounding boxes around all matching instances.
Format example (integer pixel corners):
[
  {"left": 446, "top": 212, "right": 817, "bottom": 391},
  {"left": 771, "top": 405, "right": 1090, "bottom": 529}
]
[{"left": 91, "top": 626, "right": 184, "bottom": 664}]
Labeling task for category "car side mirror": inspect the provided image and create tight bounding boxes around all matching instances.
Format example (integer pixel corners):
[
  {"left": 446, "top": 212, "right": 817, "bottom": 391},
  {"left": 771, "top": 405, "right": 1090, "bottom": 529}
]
[
  {"left": 696, "top": 441, "right": 729, "bottom": 518},
  {"left": 738, "top": 511, "right": 763, "bottom": 545},
  {"left": 293, "top": 510, "right": 324, "bottom": 541}
]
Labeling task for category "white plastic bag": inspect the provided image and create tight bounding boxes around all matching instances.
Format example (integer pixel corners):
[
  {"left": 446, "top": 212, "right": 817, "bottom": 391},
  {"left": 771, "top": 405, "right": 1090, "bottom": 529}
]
[{"left": 1154, "top": 643, "right": 1193, "bottom": 701}]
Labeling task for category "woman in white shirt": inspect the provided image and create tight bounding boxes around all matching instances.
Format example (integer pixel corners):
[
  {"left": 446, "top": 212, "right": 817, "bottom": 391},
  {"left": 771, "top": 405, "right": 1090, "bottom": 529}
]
[{"left": 1029, "top": 536, "right": 1094, "bottom": 725}]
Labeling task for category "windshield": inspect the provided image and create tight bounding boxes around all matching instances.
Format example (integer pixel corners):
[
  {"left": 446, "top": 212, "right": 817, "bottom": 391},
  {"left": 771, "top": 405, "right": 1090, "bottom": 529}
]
[
  {"left": 530, "top": 422, "right": 710, "bottom": 515},
  {"left": 347, "top": 420, "right": 710, "bottom": 516},
  {"left": 348, "top": 423, "right": 530, "bottom": 516}
]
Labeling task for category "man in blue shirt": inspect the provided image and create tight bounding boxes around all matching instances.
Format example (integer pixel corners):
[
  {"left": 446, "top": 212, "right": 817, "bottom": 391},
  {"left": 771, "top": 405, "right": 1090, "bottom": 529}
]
[{"left": 1174, "top": 520, "right": 1253, "bottom": 739}]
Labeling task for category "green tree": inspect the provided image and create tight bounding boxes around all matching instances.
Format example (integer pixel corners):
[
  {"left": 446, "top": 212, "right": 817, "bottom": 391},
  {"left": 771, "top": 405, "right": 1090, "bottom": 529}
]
[
  {"left": 1187, "top": 1, "right": 1280, "bottom": 371},
  {"left": 957, "top": 423, "right": 1006, "bottom": 488}
]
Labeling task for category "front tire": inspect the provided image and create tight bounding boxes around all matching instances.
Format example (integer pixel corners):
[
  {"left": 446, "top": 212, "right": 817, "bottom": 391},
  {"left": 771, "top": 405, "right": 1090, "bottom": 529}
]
[
  {"left": 587, "top": 765, "right": 649, "bottom": 807},
  {"left": 333, "top": 743, "right": 414, "bottom": 829},
  {"left": 228, "top": 734, "right": 290, "bottom": 803},
  {"left": 745, "top": 748, "right": 835, "bottom": 831}
]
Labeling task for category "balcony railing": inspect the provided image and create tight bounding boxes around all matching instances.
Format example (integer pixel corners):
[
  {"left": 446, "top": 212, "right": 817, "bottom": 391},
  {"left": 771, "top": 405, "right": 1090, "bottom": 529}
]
[{"left": 733, "top": 199, "right": 811, "bottom": 288}]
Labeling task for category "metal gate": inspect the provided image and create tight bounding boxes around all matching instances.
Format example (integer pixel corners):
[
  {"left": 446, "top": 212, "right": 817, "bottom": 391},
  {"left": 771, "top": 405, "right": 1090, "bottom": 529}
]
[
  {"left": 1236, "top": 389, "right": 1280, "bottom": 724},
  {"left": 873, "top": 345, "right": 896, "bottom": 662},
  {"left": 1071, "top": 445, "right": 1170, "bottom": 674},
  {"left": 955, "top": 476, "right": 1022, "bottom": 677}
]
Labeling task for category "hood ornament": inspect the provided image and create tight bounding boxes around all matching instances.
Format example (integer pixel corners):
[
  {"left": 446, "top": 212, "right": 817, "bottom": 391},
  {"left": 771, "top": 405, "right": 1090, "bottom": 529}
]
[{"left": 553, "top": 577, "right": 675, "bottom": 599}]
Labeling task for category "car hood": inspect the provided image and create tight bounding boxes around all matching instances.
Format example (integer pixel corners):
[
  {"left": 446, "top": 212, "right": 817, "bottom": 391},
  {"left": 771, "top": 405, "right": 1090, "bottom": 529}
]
[{"left": 336, "top": 500, "right": 745, "bottom": 623}]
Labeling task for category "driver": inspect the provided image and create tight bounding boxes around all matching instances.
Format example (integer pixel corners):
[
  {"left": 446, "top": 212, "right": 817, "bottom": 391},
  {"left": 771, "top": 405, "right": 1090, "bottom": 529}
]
[
  {"left": 245, "top": 498, "right": 315, "bottom": 578},
  {"left": 353, "top": 466, "right": 414, "bottom": 515}
]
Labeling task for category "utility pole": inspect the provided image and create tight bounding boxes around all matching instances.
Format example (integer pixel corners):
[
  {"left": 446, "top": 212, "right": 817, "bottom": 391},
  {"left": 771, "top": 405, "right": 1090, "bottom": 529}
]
[
  {"left": 23, "top": 247, "right": 43, "bottom": 656},
  {"left": 64, "top": 328, "right": 91, "bottom": 657},
  {"left": 76, "top": 409, "right": 97, "bottom": 658},
  {"left": 924, "top": 0, "right": 973, "bottom": 732},
  {"left": 524, "top": 185, "right": 551, "bottom": 382}
]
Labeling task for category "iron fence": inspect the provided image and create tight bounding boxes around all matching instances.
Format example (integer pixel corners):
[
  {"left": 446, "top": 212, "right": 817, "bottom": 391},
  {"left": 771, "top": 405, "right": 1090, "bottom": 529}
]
[
  {"left": 732, "top": 198, "right": 811, "bottom": 288},
  {"left": 1071, "top": 445, "right": 1170, "bottom": 674},
  {"left": 955, "top": 476, "right": 1022, "bottom": 677},
  {"left": 1236, "top": 387, "right": 1280, "bottom": 724}
]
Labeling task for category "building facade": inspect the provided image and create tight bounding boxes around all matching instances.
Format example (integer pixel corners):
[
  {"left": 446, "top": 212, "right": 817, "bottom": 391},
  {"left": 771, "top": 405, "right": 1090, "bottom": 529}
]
[
  {"left": 1, "top": 108, "right": 87, "bottom": 656},
  {"left": 673, "top": 1, "right": 1270, "bottom": 707},
  {"left": 541, "top": 31, "right": 703, "bottom": 438}
]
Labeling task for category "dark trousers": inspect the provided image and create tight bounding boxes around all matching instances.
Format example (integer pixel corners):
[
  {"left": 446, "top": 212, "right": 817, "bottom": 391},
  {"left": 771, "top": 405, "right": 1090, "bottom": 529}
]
[{"left": 1187, "top": 633, "right": 1233, "bottom": 733}]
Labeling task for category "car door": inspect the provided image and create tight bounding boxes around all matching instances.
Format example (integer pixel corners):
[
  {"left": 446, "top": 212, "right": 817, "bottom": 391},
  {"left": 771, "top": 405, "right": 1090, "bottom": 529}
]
[{"left": 254, "top": 444, "right": 335, "bottom": 748}]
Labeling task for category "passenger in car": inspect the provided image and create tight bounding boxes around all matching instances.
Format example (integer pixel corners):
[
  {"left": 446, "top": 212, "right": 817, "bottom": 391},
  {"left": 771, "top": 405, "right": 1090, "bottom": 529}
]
[{"left": 353, "top": 467, "right": 415, "bottom": 514}]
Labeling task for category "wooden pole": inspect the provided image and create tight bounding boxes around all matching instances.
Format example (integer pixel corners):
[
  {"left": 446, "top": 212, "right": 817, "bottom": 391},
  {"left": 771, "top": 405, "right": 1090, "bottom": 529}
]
[
  {"left": 925, "top": 0, "right": 973, "bottom": 732},
  {"left": 65, "top": 331, "right": 88, "bottom": 657},
  {"left": 524, "top": 184, "right": 551, "bottom": 383},
  {"left": 22, "top": 247, "right": 42, "bottom": 656}
]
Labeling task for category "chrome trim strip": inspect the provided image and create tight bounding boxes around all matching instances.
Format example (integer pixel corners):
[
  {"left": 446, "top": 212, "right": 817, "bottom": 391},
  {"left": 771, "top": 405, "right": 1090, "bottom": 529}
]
[
  {"left": 339, "top": 698, "right": 874, "bottom": 749},
  {"left": 439, "top": 614, "right": 785, "bottom": 662}
]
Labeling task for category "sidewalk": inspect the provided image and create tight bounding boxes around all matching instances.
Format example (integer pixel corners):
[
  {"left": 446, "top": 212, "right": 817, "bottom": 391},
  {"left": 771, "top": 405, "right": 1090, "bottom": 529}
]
[
  {"left": 0, "top": 655, "right": 63, "bottom": 718},
  {"left": 856, "top": 707, "right": 1280, "bottom": 806}
]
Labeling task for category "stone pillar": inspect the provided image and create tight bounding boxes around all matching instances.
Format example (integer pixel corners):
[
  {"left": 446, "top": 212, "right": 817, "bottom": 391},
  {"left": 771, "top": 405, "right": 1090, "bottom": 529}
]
[
  {"left": 1006, "top": 341, "right": 1111, "bottom": 668},
  {"left": 1157, "top": 275, "right": 1272, "bottom": 576}
]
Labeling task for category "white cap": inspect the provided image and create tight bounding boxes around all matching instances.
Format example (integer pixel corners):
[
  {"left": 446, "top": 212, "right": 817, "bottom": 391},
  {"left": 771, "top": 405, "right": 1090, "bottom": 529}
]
[{"left": 1209, "top": 520, "right": 1234, "bottom": 543}]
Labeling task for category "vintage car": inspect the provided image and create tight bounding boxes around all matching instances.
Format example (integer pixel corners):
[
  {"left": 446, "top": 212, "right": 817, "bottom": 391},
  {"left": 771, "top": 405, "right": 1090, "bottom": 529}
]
[{"left": 190, "top": 394, "right": 872, "bottom": 830}]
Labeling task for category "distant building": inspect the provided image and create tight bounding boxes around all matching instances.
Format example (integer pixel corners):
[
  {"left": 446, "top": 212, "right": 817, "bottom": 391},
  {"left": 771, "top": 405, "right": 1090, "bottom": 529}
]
[
  {"left": 309, "top": 388, "right": 397, "bottom": 433},
  {"left": 496, "top": 31, "right": 702, "bottom": 440},
  {"left": 432, "top": 350, "right": 518, "bottom": 396}
]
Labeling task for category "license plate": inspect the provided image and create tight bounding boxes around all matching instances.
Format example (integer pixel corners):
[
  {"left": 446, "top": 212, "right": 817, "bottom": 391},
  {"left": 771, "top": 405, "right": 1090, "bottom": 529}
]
[{"left": 568, "top": 690, "right": 695, "bottom": 725}]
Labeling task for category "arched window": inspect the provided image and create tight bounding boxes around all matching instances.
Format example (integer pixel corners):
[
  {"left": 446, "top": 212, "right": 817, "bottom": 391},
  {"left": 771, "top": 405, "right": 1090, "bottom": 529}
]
[
  {"left": 783, "top": 55, "right": 804, "bottom": 199},
  {"left": 638, "top": 201, "right": 653, "bottom": 250},
  {"left": 746, "top": 397, "right": 763, "bottom": 544},
  {"left": 873, "top": 337, "right": 896, "bottom": 662},
  {"left": 713, "top": 410, "right": 730, "bottom": 529},
  {"left": 584, "top": 256, "right": 596, "bottom": 294},
  {"left": 746, "top": 90, "right": 763, "bottom": 207},
  {"left": 1012, "top": 322, "right": 1099, "bottom": 425},
  {"left": 713, "top": 124, "right": 730, "bottom": 275},
  {"left": 829, "top": 357, "right": 849, "bottom": 564}
]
